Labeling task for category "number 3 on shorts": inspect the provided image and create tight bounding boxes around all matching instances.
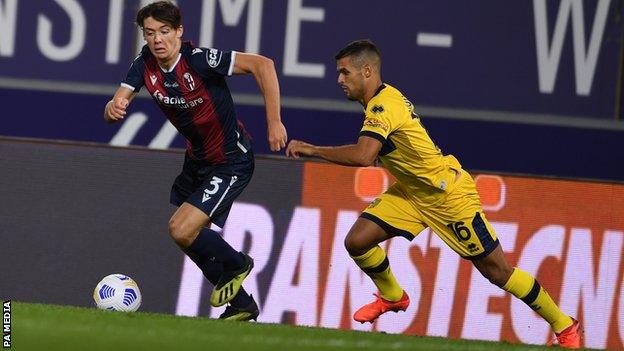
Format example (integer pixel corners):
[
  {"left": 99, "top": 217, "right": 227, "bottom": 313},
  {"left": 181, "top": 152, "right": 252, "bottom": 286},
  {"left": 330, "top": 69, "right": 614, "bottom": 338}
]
[{"left": 205, "top": 176, "right": 223, "bottom": 195}]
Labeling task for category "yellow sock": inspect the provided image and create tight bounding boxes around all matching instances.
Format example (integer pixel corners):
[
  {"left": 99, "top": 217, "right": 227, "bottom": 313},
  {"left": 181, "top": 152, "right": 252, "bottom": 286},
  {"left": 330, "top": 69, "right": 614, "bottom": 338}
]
[
  {"left": 503, "top": 268, "right": 573, "bottom": 333},
  {"left": 351, "top": 246, "right": 403, "bottom": 301}
]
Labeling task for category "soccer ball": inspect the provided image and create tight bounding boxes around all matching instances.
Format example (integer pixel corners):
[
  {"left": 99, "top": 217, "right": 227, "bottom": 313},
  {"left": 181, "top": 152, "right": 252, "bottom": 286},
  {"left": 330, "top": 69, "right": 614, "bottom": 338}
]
[{"left": 93, "top": 274, "right": 142, "bottom": 312}]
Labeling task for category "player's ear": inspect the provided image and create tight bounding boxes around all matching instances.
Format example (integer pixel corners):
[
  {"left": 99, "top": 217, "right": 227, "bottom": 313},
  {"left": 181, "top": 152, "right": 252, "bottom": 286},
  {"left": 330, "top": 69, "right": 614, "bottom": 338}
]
[
  {"left": 363, "top": 63, "right": 372, "bottom": 78},
  {"left": 177, "top": 25, "right": 184, "bottom": 38}
]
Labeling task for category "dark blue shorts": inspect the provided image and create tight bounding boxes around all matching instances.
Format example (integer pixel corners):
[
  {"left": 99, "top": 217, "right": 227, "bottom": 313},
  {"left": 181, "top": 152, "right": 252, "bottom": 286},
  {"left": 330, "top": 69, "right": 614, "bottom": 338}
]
[{"left": 170, "top": 150, "right": 254, "bottom": 227}]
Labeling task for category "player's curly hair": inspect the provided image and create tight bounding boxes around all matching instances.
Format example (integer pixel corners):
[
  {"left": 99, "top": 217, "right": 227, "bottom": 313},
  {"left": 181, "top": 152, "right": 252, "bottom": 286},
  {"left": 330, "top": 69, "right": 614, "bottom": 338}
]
[
  {"left": 335, "top": 39, "right": 381, "bottom": 70},
  {"left": 136, "top": 1, "right": 182, "bottom": 29}
]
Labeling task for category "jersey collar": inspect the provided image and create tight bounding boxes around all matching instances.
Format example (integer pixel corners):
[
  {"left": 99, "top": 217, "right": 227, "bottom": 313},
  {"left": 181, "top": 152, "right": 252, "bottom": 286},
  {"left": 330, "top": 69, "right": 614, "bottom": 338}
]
[
  {"left": 363, "top": 84, "right": 387, "bottom": 111},
  {"left": 372, "top": 83, "right": 387, "bottom": 98},
  {"left": 159, "top": 53, "right": 182, "bottom": 73}
]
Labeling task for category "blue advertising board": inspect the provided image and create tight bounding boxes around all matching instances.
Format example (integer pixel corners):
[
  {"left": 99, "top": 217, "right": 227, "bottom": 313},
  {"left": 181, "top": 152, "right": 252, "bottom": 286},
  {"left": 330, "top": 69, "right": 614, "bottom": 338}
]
[
  {"left": 0, "top": 0, "right": 621, "bottom": 118},
  {"left": 0, "top": 1, "right": 623, "bottom": 181}
]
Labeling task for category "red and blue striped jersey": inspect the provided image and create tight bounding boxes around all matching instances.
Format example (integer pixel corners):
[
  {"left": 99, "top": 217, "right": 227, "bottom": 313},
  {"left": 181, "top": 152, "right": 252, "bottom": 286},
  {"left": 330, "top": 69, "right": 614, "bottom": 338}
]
[{"left": 122, "top": 41, "right": 251, "bottom": 164}]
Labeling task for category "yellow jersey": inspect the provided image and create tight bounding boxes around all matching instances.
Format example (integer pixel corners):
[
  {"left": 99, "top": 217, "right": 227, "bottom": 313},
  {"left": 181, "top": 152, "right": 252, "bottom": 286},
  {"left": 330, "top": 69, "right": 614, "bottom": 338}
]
[{"left": 359, "top": 83, "right": 462, "bottom": 206}]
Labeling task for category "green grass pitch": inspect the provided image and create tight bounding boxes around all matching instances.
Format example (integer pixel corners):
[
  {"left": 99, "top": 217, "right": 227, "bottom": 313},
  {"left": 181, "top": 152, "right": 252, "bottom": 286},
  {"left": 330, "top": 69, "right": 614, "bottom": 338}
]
[{"left": 12, "top": 302, "right": 588, "bottom": 351}]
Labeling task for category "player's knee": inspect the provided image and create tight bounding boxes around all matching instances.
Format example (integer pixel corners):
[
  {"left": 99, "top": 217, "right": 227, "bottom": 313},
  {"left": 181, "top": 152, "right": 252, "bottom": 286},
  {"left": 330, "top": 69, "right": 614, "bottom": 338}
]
[
  {"left": 482, "top": 265, "right": 513, "bottom": 287},
  {"left": 168, "top": 218, "right": 196, "bottom": 247},
  {"left": 344, "top": 233, "right": 368, "bottom": 256}
]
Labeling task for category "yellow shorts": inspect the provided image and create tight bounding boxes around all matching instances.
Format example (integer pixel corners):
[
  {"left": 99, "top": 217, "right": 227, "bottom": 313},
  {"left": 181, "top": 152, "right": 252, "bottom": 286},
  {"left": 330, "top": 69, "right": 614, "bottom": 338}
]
[{"left": 361, "top": 170, "right": 499, "bottom": 259}]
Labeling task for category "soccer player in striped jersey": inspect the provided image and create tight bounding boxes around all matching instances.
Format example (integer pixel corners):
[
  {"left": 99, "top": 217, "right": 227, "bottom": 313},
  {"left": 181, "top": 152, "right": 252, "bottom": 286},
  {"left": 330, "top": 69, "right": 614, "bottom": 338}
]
[
  {"left": 286, "top": 39, "right": 580, "bottom": 348},
  {"left": 104, "top": 1, "right": 287, "bottom": 321}
]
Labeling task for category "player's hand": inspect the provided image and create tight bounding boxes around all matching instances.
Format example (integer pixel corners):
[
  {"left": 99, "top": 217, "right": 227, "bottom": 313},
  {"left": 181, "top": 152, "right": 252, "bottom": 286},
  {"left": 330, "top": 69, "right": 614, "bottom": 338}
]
[
  {"left": 267, "top": 121, "right": 287, "bottom": 152},
  {"left": 286, "top": 139, "right": 317, "bottom": 159},
  {"left": 104, "top": 97, "right": 129, "bottom": 123}
]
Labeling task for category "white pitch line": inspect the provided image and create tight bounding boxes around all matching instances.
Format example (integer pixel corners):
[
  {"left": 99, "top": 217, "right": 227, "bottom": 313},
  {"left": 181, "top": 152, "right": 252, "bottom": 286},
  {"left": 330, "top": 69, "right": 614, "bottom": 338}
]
[{"left": 417, "top": 33, "right": 453, "bottom": 48}]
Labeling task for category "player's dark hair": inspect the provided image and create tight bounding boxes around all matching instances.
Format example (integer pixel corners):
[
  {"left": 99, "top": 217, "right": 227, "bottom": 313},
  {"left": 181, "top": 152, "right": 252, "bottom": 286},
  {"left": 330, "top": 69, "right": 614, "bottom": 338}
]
[
  {"left": 136, "top": 1, "right": 182, "bottom": 29},
  {"left": 334, "top": 39, "right": 381, "bottom": 69}
]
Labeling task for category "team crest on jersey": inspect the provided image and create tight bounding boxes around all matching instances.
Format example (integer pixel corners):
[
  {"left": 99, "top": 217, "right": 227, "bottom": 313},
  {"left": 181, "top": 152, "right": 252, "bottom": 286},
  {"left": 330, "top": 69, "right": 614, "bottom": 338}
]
[
  {"left": 183, "top": 72, "right": 195, "bottom": 91},
  {"left": 364, "top": 118, "right": 389, "bottom": 132}
]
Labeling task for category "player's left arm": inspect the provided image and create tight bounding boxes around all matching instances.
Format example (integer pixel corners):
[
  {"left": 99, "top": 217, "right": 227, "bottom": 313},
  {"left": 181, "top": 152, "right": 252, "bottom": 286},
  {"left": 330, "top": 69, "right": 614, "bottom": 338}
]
[
  {"left": 286, "top": 136, "right": 382, "bottom": 167},
  {"left": 233, "top": 52, "right": 287, "bottom": 152}
]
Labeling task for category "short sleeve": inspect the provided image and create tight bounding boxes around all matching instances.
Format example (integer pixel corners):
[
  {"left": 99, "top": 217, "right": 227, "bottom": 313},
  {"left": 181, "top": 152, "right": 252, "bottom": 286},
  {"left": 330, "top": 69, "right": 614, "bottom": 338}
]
[
  {"left": 359, "top": 103, "right": 396, "bottom": 143},
  {"left": 189, "top": 47, "right": 236, "bottom": 77},
  {"left": 121, "top": 56, "right": 145, "bottom": 92}
]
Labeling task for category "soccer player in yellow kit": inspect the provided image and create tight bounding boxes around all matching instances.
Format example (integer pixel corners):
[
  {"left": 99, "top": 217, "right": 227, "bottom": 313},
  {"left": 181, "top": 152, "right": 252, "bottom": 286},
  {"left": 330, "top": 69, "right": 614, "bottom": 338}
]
[{"left": 286, "top": 40, "right": 581, "bottom": 348}]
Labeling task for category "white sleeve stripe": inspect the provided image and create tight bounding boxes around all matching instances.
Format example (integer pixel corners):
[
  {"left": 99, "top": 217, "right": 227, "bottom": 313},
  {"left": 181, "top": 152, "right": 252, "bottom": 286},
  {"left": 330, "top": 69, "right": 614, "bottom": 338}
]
[
  {"left": 228, "top": 51, "right": 237, "bottom": 76},
  {"left": 120, "top": 83, "right": 135, "bottom": 91},
  {"left": 237, "top": 141, "right": 248, "bottom": 153}
]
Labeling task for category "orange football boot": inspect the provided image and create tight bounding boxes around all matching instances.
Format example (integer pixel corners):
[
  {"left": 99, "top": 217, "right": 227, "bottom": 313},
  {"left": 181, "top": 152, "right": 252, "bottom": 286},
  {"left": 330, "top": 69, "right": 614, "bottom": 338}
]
[
  {"left": 547, "top": 318, "right": 582, "bottom": 349},
  {"left": 353, "top": 291, "right": 410, "bottom": 323}
]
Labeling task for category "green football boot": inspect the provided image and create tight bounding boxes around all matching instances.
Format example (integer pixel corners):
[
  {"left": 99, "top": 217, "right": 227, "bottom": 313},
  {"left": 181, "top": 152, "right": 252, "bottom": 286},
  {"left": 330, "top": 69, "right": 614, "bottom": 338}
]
[{"left": 210, "top": 252, "right": 254, "bottom": 307}]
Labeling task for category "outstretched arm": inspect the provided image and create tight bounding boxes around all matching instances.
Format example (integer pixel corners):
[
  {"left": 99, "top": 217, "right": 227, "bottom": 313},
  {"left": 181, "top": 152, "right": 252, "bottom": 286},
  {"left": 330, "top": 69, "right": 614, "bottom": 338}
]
[
  {"left": 104, "top": 87, "right": 136, "bottom": 123},
  {"left": 233, "top": 52, "right": 287, "bottom": 151},
  {"left": 286, "top": 136, "right": 382, "bottom": 167}
]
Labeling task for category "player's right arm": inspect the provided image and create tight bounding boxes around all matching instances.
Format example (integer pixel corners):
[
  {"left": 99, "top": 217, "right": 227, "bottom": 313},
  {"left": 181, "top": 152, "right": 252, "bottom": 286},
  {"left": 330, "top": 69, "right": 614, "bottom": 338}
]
[
  {"left": 104, "top": 87, "right": 136, "bottom": 123},
  {"left": 106, "top": 53, "right": 144, "bottom": 123},
  {"left": 286, "top": 136, "right": 382, "bottom": 167}
]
